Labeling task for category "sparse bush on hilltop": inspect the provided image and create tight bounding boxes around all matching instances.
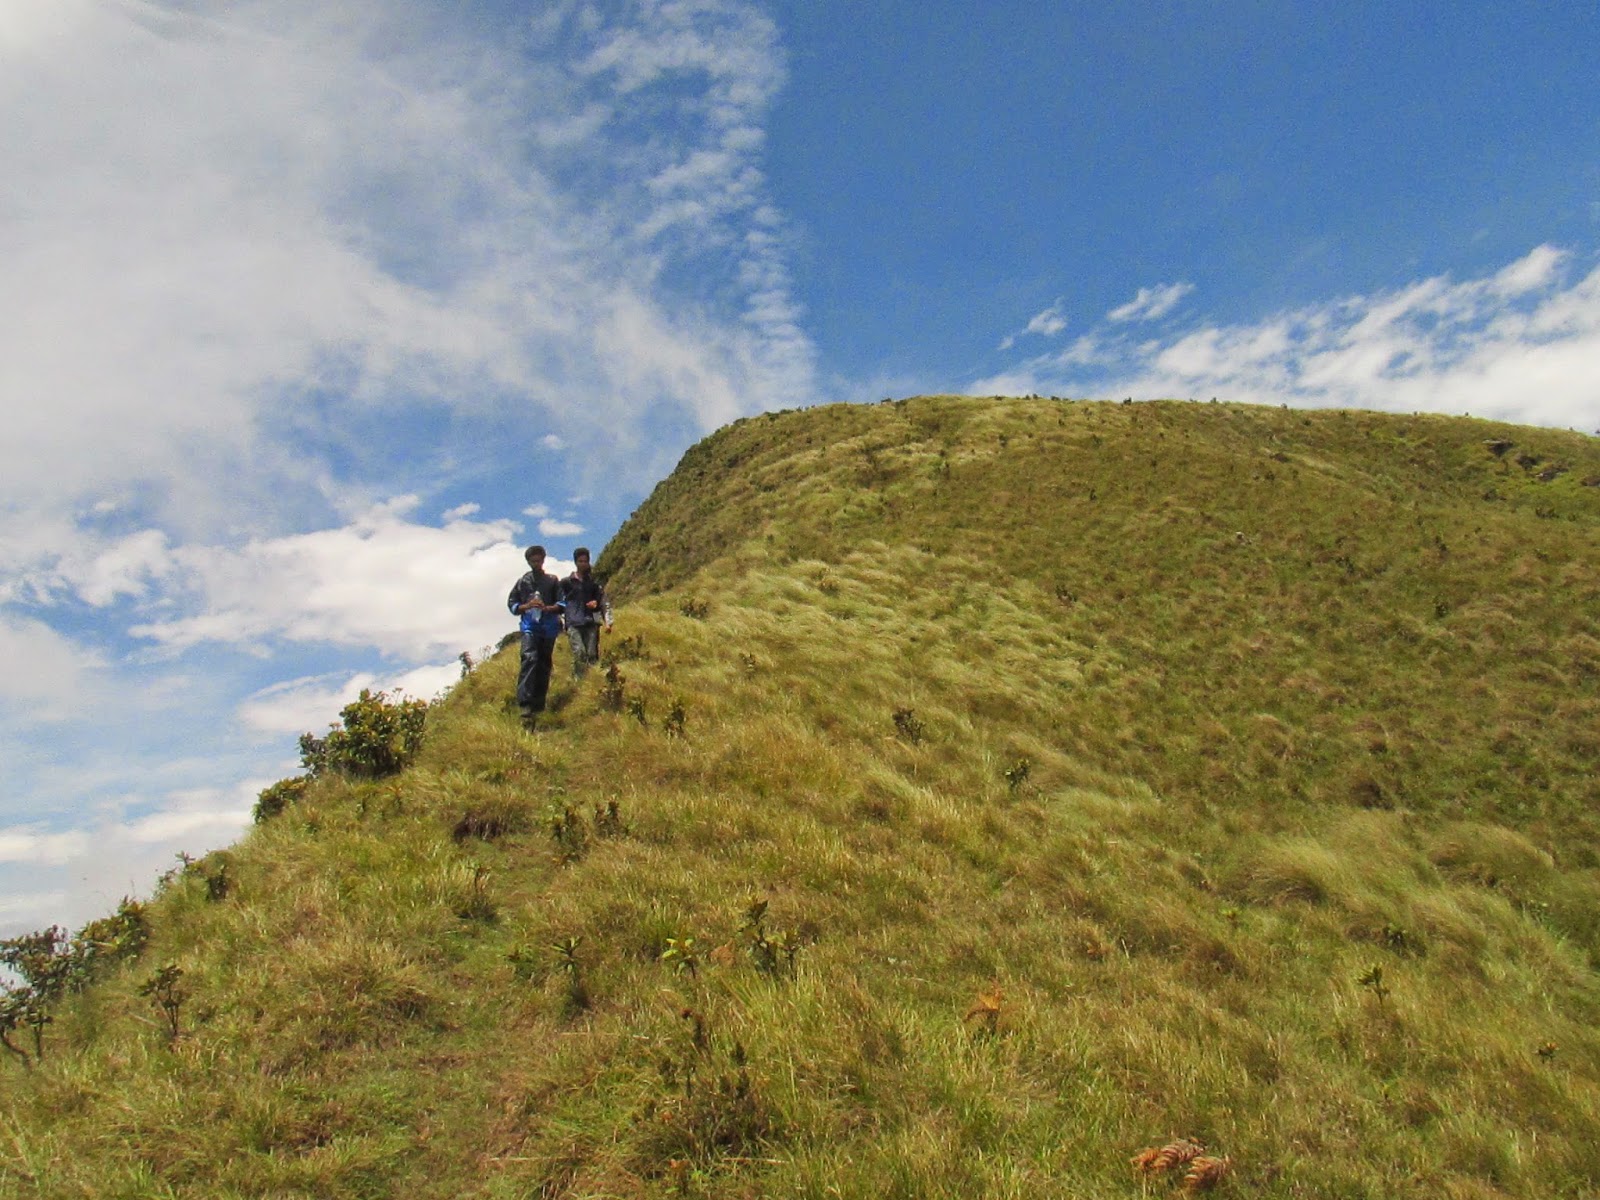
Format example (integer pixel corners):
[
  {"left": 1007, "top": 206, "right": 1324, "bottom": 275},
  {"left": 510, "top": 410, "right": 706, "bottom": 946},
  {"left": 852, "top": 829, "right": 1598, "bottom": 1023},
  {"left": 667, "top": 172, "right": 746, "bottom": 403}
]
[
  {"left": 299, "top": 688, "right": 427, "bottom": 778},
  {"left": 253, "top": 774, "right": 310, "bottom": 822},
  {"left": 0, "top": 899, "right": 147, "bottom": 1068}
]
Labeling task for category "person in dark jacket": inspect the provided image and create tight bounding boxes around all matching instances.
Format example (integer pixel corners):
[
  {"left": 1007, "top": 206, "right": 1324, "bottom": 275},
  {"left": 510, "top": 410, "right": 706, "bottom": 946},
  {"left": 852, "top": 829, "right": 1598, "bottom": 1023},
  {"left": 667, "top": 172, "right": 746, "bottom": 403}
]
[
  {"left": 507, "top": 545, "right": 562, "bottom": 728},
  {"left": 559, "top": 547, "right": 613, "bottom": 679}
]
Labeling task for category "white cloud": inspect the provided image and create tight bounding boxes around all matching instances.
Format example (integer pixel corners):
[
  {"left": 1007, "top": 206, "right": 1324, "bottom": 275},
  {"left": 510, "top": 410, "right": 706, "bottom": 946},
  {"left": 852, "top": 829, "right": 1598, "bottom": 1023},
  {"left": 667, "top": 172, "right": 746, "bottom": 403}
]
[
  {"left": 979, "top": 247, "right": 1600, "bottom": 431},
  {"left": 0, "top": 890, "right": 68, "bottom": 927},
  {"left": 1493, "top": 243, "right": 1564, "bottom": 296},
  {"left": 1026, "top": 304, "right": 1069, "bottom": 337},
  {"left": 0, "top": 615, "right": 106, "bottom": 721},
  {"left": 128, "top": 500, "right": 525, "bottom": 659},
  {"left": 1108, "top": 282, "right": 1195, "bottom": 323},
  {"left": 538, "top": 518, "right": 586, "bottom": 537},
  {"left": 0, "top": 785, "right": 256, "bottom": 936},
  {"left": 0, "top": 828, "right": 91, "bottom": 867},
  {"left": 541, "top": 434, "right": 566, "bottom": 451},
  {"left": 1, "top": 0, "right": 812, "bottom": 574},
  {"left": 998, "top": 300, "right": 1069, "bottom": 350}
]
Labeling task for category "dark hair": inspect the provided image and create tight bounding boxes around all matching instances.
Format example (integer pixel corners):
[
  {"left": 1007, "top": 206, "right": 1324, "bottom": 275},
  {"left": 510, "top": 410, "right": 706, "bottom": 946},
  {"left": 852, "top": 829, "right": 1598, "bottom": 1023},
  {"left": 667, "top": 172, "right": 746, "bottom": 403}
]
[
  {"left": 524, "top": 545, "right": 546, "bottom": 564},
  {"left": 573, "top": 546, "right": 591, "bottom": 561}
]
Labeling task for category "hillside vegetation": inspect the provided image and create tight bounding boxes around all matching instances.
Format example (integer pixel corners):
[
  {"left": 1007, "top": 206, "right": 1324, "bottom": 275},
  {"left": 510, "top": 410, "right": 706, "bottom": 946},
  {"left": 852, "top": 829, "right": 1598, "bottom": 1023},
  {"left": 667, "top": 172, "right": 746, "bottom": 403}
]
[{"left": 5, "top": 396, "right": 1600, "bottom": 1199}]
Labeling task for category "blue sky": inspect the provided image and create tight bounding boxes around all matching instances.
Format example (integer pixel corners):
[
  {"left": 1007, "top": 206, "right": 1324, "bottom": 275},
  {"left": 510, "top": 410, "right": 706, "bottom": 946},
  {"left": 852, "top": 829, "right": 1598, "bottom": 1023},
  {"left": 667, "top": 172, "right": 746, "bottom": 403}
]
[{"left": 2, "top": 0, "right": 1597, "bottom": 935}]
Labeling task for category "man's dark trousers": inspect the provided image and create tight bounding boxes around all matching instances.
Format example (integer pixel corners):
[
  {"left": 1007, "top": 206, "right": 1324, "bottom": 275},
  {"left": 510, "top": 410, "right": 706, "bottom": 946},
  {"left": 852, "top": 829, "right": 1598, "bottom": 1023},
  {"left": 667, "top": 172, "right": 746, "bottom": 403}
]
[{"left": 518, "top": 632, "right": 557, "bottom": 716}]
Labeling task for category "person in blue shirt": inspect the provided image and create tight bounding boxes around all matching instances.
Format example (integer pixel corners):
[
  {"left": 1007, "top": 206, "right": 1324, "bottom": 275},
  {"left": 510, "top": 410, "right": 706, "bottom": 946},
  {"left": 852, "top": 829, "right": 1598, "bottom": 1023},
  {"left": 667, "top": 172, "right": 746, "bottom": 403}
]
[{"left": 507, "top": 545, "right": 562, "bottom": 729}]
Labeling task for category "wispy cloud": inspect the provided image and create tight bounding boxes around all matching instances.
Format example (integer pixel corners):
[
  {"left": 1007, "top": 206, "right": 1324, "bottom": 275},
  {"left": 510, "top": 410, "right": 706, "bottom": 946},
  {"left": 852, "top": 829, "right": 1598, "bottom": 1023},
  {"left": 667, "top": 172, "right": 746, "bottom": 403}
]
[
  {"left": 2, "top": 0, "right": 812, "bottom": 574},
  {"left": 0, "top": 784, "right": 258, "bottom": 933},
  {"left": 998, "top": 300, "right": 1068, "bottom": 350},
  {"left": 1107, "top": 282, "right": 1194, "bottom": 323},
  {"left": 976, "top": 247, "right": 1600, "bottom": 431},
  {"left": 0, "top": 615, "right": 106, "bottom": 722}
]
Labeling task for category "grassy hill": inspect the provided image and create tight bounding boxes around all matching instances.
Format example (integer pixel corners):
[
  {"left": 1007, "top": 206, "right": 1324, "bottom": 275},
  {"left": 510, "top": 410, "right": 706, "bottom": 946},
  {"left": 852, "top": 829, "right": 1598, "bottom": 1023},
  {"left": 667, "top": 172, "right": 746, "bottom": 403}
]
[{"left": 5, "top": 396, "right": 1600, "bottom": 1199}]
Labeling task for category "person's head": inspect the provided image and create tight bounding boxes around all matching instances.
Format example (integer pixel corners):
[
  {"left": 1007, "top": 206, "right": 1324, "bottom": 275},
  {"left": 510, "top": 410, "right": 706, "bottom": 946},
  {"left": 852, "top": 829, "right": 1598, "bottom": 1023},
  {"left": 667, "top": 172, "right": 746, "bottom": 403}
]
[
  {"left": 524, "top": 545, "right": 546, "bottom": 568},
  {"left": 573, "top": 547, "right": 591, "bottom": 574}
]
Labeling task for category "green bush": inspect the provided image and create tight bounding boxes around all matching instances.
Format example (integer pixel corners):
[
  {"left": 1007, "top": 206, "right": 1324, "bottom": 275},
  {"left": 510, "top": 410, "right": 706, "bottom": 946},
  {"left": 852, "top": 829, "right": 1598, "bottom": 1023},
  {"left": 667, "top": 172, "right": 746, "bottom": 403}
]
[
  {"left": 253, "top": 775, "right": 311, "bottom": 822},
  {"left": 299, "top": 689, "right": 427, "bottom": 779},
  {"left": 0, "top": 899, "right": 148, "bottom": 1066}
]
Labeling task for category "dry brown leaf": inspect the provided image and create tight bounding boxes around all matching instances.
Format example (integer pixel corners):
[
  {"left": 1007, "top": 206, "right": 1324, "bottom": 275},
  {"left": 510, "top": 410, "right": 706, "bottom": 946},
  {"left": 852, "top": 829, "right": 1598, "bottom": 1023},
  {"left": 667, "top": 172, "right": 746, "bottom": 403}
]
[
  {"left": 1132, "top": 1138, "right": 1206, "bottom": 1175},
  {"left": 1130, "top": 1147, "right": 1165, "bottom": 1174},
  {"left": 963, "top": 985, "right": 1003, "bottom": 1022},
  {"left": 1181, "top": 1154, "right": 1232, "bottom": 1193}
]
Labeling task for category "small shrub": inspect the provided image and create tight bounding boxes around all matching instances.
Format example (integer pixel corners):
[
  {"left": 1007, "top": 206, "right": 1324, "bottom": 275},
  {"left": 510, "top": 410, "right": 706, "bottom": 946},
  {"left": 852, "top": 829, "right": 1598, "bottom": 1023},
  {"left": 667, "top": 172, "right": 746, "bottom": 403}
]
[
  {"left": 1003, "top": 757, "right": 1032, "bottom": 794},
  {"left": 646, "top": 1011, "right": 771, "bottom": 1168},
  {"left": 601, "top": 663, "right": 627, "bottom": 712},
  {"left": 138, "top": 964, "right": 188, "bottom": 1043},
  {"left": 592, "top": 798, "right": 627, "bottom": 839},
  {"left": 661, "top": 937, "right": 701, "bottom": 979},
  {"left": 663, "top": 698, "right": 687, "bottom": 738},
  {"left": 679, "top": 598, "right": 710, "bottom": 620},
  {"left": 0, "top": 900, "right": 152, "bottom": 1067},
  {"left": 607, "top": 633, "right": 648, "bottom": 662},
  {"left": 300, "top": 689, "right": 427, "bottom": 779},
  {"left": 1357, "top": 963, "right": 1390, "bottom": 1003},
  {"left": 739, "top": 900, "right": 801, "bottom": 981},
  {"left": 547, "top": 804, "right": 591, "bottom": 865},
  {"left": 70, "top": 898, "right": 149, "bottom": 974},
  {"left": 550, "top": 935, "right": 590, "bottom": 1016},
  {"left": 0, "top": 929, "right": 72, "bottom": 1065},
  {"left": 0, "top": 990, "right": 49, "bottom": 1067},
  {"left": 892, "top": 707, "right": 925, "bottom": 744},
  {"left": 254, "top": 775, "right": 310, "bottom": 822},
  {"left": 161, "top": 852, "right": 231, "bottom": 902}
]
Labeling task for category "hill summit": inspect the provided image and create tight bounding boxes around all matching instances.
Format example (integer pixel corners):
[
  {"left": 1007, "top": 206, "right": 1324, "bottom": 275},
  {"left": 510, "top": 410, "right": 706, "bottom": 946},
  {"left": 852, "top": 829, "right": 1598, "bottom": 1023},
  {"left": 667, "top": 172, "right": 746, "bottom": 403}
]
[{"left": 6, "top": 396, "right": 1600, "bottom": 1199}]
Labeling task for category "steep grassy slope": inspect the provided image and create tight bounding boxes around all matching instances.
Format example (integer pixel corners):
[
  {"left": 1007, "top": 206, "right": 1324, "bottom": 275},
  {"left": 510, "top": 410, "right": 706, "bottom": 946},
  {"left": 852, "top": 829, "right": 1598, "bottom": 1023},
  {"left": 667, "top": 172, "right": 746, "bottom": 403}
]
[
  {"left": 4, "top": 397, "right": 1600, "bottom": 1200},
  {"left": 607, "top": 398, "right": 1600, "bottom": 843}
]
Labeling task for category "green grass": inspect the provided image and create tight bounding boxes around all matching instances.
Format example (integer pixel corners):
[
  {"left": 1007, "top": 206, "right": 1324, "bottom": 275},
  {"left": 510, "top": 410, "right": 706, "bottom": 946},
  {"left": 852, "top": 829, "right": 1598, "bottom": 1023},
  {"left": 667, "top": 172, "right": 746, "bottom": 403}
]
[{"left": 3, "top": 397, "right": 1599, "bottom": 1198}]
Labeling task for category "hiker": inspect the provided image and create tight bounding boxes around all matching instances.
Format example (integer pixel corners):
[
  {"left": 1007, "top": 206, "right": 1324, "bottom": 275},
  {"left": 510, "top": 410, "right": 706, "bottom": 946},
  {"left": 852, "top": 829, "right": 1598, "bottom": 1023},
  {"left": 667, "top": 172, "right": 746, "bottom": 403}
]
[
  {"left": 559, "top": 546, "right": 613, "bottom": 679},
  {"left": 507, "top": 545, "right": 562, "bottom": 728}
]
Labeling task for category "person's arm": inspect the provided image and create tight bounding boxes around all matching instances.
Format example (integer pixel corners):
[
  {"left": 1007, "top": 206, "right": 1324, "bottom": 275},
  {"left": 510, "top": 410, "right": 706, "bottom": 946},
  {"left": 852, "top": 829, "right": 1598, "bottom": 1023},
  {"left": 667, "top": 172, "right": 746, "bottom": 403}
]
[{"left": 511, "top": 577, "right": 546, "bottom": 615}]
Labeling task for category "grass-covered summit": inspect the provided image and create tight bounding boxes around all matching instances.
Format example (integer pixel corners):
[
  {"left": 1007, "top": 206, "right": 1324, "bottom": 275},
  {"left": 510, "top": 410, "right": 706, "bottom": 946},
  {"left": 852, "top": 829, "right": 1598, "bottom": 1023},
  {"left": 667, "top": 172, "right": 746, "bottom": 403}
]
[{"left": 6, "top": 396, "right": 1600, "bottom": 1199}]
